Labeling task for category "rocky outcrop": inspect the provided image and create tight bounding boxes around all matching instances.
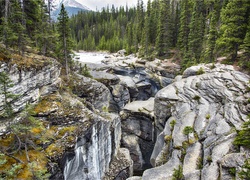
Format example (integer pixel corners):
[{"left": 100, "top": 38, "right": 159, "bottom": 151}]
[
  {"left": 120, "top": 98, "right": 155, "bottom": 174},
  {"left": 71, "top": 73, "right": 111, "bottom": 111},
  {"left": 139, "top": 64, "right": 250, "bottom": 179},
  {"left": 0, "top": 57, "right": 61, "bottom": 113},
  {"left": 63, "top": 113, "right": 122, "bottom": 180},
  {"left": 32, "top": 90, "right": 132, "bottom": 180}
]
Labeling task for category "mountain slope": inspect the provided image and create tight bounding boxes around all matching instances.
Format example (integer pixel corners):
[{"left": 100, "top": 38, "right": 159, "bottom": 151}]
[{"left": 52, "top": 0, "right": 90, "bottom": 19}]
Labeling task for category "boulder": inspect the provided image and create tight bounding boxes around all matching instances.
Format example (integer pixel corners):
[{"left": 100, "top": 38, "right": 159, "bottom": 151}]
[
  {"left": 117, "top": 75, "right": 139, "bottom": 100},
  {"left": 72, "top": 74, "right": 111, "bottom": 111}
]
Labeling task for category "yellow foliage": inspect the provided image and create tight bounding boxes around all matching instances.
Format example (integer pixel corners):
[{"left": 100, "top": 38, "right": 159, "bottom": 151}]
[
  {"left": 45, "top": 143, "right": 64, "bottom": 157},
  {"left": 0, "top": 150, "right": 48, "bottom": 179},
  {"left": 58, "top": 126, "right": 77, "bottom": 138},
  {"left": 0, "top": 134, "right": 14, "bottom": 147},
  {"left": 30, "top": 127, "right": 43, "bottom": 134},
  {"left": 33, "top": 94, "right": 61, "bottom": 114}
]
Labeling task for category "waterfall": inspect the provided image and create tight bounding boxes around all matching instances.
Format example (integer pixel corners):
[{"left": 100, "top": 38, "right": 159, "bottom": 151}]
[{"left": 63, "top": 121, "right": 112, "bottom": 180}]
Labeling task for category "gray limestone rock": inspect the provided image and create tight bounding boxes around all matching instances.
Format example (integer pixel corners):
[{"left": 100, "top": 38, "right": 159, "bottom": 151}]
[
  {"left": 117, "top": 75, "right": 139, "bottom": 100},
  {"left": 142, "top": 150, "right": 181, "bottom": 180},
  {"left": 64, "top": 114, "right": 122, "bottom": 180},
  {"left": 121, "top": 98, "right": 155, "bottom": 173},
  {"left": 0, "top": 59, "right": 61, "bottom": 113},
  {"left": 183, "top": 142, "right": 202, "bottom": 178},
  {"left": 143, "top": 64, "right": 250, "bottom": 180},
  {"left": 72, "top": 73, "right": 111, "bottom": 111}
]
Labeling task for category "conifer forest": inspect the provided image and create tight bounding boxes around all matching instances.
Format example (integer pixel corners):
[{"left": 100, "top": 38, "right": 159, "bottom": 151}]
[{"left": 0, "top": 0, "right": 250, "bottom": 71}]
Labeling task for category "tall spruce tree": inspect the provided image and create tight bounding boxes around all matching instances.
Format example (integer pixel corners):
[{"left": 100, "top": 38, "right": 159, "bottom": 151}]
[
  {"left": 9, "top": 0, "right": 28, "bottom": 55},
  {"left": 243, "top": 18, "right": 250, "bottom": 58},
  {"left": 187, "top": 0, "right": 205, "bottom": 63},
  {"left": 0, "top": 71, "right": 17, "bottom": 119},
  {"left": 177, "top": 0, "right": 192, "bottom": 53},
  {"left": 216, "top": 0, "right": 249, "bottom": 61},
  {"left": 203, "top": 0, "right": 221, "bottom": 63},
  {"left": 141, "top": 0, "right": 151, "bottom": 58},
  {"left": 156, "top": 0, "right": 172, "bottom": 57},
  {"left": 57, "top": 4, "right": 71, "bottom": 77}
]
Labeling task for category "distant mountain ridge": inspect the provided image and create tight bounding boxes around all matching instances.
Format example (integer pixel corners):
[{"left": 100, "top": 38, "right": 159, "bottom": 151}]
[{"left": 52, "top": 0, "right": 90, "bottom": 19}]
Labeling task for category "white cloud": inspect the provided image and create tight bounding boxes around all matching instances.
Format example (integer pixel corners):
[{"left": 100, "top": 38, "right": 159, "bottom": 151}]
[{"left": 75, "top": 0, "right": 147, "bottom": 11}]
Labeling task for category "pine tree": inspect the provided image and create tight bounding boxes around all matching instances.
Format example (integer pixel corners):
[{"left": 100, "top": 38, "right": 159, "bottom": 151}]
[
  {"left": 178, "top": 0, "right": 192, "bottom": 53},
  {"left": 187, "top": 0, "right": 205, "bottom": 63},
  {"left": 243, "top": 19, "right": 250, "bottom": 58},
  {"left": 0, "top": 71, "right": 17, "bottom": 119},
  {"left": 171, "top": 0, "right": 180, "bottom": 48},
  {"left": 136, "top": 0, "right": 144, "bottom": 44},
  {"left": 9, "top": 0, "right": 28, "bottom": 55},
  {"left": 141, "top": 0, "right": 151, "bottom": 58},
  {"left": 156, "top": 0, "right": 172, "bottom": 57},
  {"left": 216, "top": 0, "right": 249, "bottom": 61},
  {"left": 203, "top": 0, "right": 221, "bottom": 63},
  {"left": 2, "top": 0, "right": 10, "bottom": 49},
  {"left": 57, "top": 4, "right": 72, "bottom": 77}
]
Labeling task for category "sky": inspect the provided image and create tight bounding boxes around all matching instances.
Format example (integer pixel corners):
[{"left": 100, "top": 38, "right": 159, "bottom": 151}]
[{"left": 75, "top": 0, "right": 148, "bottom": 11}]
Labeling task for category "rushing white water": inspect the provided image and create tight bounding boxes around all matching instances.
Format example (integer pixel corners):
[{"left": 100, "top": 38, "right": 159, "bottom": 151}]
[{"left": 73, "top": 51, "right": 108, "bottom": 64}]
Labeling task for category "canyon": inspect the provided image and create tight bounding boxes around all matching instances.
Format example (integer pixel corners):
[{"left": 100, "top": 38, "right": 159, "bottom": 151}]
[{"left": 0, "top": 51, "right": 249, "bottom": 179}]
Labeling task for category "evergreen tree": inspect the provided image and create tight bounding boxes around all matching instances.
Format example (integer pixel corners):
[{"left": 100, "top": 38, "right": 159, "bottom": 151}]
[
  {"left": 178, "top": 0, "right": 192, "bottom": 53},
  {"left": 183, "top": 126, "right": 193, "bottom": 143},
  {"left": 203, "top": 0, "right": 221, "bottom": 63},
  {"left": 243, "top": 19, "right": 250, "bottom": 58},
  {"left": 9, "top": 0, "right": 28, "bottom": 55},
  {"left": 2, "top": 0, "right": 10, "bottom": 49},
  {"left": 151, "top": 0, "right": 160, "bottom": 46},
  {"left": 136, "top": 0, "right": 144, "bottom": 44},
  {"left": 57, "top": 4, "right": 72, "bottom": 77},
  {"left": 126, "top": 22, "right": 134, "bottom": 54},
  {"left": 141, "top": 0, "right": 151, "bottom": 58},
  {"left": 156, "top": 0, "right": 171, "bottom": 57},
  {"left": 187, "top": 0, "right": 205, "bottom": 63},
  {"left": 0, "top": 71, "right": 17, "bottom": 119},
  {"left": 171, "top": 0, "right": 180, "bottom": 48},
  {"left": 216, "top": 0, "right": 249, "bottom": 61}
]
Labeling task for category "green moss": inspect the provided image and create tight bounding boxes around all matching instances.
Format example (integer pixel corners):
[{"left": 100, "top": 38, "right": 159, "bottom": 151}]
[
  {"left": 206, "top": 114, "right": 211, "bottom": 120},
  {"left": 196, "top": 67, "right": 205, "bottom": 75},
  {"left": 102, "top": 106, "right": 109, "bottom": 113},
  {"left": 229, "top": 167, "right": 236, "bottom": 176},
  {"left": 164, "top": 135, "right": 172, "bottom": 142},
  {"left": 207, "top": 155, "right": 212, "bottom": 163},
  {"left": 170, "top": 120, "right": 176, "bottom": 130},
  {"left": 197, "top": 157, "right": 203, "bottom": 170},
  {"left": 172, "top": 165, "right": 184, "bottom": 180},
  {"left": 210, "top": 63, "right": 216, "bottom": 69},
  {"left": 193, "top": 95, "right": 201, "bottom": 101}
]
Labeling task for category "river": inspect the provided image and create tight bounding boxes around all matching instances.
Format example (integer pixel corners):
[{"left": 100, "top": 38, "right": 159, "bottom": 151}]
[{"left": 73, "top": 51, "right": 108, "bottom": 64}]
